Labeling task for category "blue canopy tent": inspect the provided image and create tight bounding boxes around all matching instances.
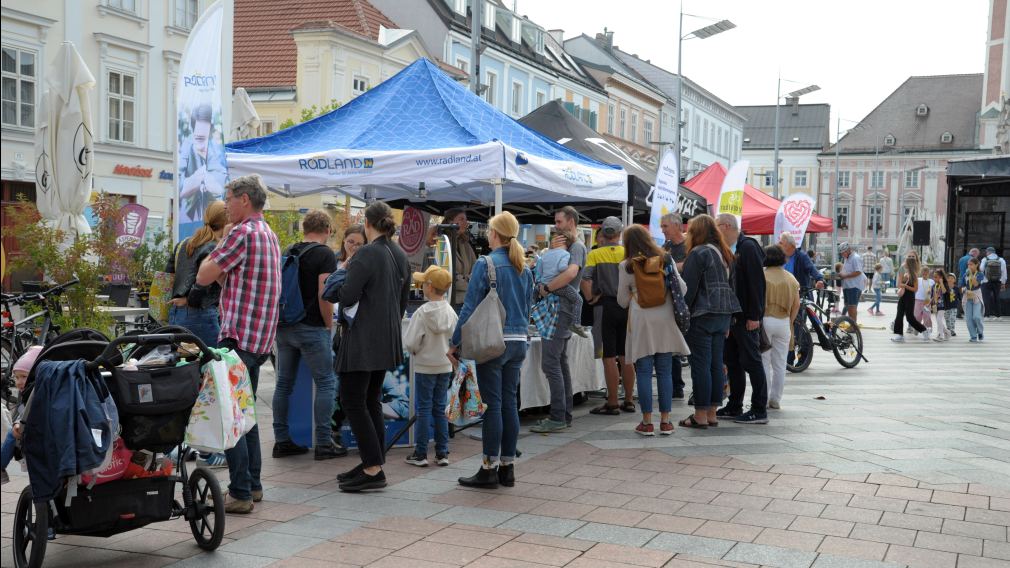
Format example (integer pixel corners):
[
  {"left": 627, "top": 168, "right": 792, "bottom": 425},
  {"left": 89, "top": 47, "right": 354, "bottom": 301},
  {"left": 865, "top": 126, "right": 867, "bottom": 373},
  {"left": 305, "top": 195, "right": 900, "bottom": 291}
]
[{"left": 225, "top": 59, "right": 627, "bottom": 216}]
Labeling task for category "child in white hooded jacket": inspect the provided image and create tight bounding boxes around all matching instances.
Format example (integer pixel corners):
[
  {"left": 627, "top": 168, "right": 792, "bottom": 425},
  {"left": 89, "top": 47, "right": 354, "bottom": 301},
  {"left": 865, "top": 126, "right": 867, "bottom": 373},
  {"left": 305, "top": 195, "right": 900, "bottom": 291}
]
[{"left": 403, "top": 265, "right": 458, "bottom": 467}]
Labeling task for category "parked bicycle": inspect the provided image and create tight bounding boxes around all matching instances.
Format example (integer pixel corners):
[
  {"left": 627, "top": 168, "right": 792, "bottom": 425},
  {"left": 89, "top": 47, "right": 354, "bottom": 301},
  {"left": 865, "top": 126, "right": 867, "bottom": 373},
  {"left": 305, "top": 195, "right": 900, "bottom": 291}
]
[
  {"left": 788, "top": 287, "right": 867, "bottom": 372},
  {"left": 0, "top": 279, "right": 79, "bottom": 409}
]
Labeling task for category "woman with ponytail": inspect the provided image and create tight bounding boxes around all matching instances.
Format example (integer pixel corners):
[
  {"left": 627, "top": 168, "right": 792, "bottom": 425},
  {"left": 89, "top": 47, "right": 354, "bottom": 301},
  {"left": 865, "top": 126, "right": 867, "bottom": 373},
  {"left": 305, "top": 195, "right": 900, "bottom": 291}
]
[
  {"left": 333, "top": 201, "right": 410, "bottom": 492},
  {"left": 449, "top": 211, "right": 534, "bottom": 489},
  {"left": 167, "top": 200, "right": 227, "bottom": 347}
]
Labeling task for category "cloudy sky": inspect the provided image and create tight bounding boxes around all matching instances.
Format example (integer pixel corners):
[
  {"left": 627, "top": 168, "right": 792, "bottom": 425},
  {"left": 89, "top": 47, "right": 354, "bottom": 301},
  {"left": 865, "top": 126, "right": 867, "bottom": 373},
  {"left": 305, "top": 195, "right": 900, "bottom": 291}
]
[{"left": 518, "top": 0, "right": 990, "bottom": 138}]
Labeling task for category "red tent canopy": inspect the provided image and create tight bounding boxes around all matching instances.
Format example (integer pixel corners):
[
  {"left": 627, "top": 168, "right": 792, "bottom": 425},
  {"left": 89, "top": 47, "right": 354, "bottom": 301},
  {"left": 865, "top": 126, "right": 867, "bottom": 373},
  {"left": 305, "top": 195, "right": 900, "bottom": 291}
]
[{"left": 682, "top": 163, "right": 833, "bottom": 235}]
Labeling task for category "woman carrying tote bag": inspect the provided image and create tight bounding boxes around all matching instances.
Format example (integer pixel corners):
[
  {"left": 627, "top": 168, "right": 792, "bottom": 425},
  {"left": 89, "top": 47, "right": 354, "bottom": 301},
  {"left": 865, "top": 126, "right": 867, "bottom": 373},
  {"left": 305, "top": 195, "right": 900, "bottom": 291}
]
[{"left": 449, "top": 212, "right": 534, "bottom": 489}]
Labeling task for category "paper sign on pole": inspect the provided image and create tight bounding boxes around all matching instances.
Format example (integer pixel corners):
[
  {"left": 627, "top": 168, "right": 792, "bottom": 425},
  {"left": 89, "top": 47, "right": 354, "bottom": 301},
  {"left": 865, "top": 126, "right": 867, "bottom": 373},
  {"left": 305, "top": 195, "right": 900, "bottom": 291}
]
[
  {"left": 717, "top": 160, "right": 748, "bottom": 228},
  {"left": 773, "top": 193, "right": 816, "bottom": 244},
  {"left": 177, "top": 1, "right": 229, "bottom": 240},
  {"left": 648, "top": 147, "right": 679, "bottom": 243}
]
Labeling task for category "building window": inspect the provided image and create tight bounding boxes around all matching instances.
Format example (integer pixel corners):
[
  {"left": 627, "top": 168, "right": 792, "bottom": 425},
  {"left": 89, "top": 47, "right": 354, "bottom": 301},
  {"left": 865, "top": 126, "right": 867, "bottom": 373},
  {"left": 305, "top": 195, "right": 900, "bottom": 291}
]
[
  {"left": 837, "top": 171, "right": 850, "bottom": 188},
  {"left": 940, "top": 131, "right": 953, "bottom": 144},
  {"left": 484, "top": 71, "right": 497, "bottom": 106},
  {"left": 694, "top": 120, "right": 700, "bottom": 146},
  {"left": 630, "top": 111, "right": 638, "bottom": 143},
  {"left": 619, "top": 107, "right": 626, "bottom": 138},
  {"left": 607, "top": 103, "right": 614, "bottom": 134},
  {"left": 868, "top": 206, "right": 883, "bottom": 231},
  {"left": 871, "top": 170, "right": 884, "bottom": 188},
  {"left": 904, "top": 169, "right": 918, "bottom": 188},
  {"left": 836, "top": 205, "right": 849, "bottom": 229},
  {"left": 710, "top": 123, "right": 716, "bottom": 151},
  {"left": 511, "top": 81, "right": 523, "bottom": 115},
  {"left": 644, "top": 119, "right": 653, "bottom": 145},
  {"left": 352, "top": 76, "right": 369, "bottom": 97},
  {"left": 702, "top": 118, "right": 709, "bottom": 148},
  {"left": 256, "top": 120, "right": 274, "bottom": 136},
  {"left": 535, "top": 90, "right": 545, "bottom": 109},
  {"left": 682, "top": 113, "right": 689, "bottom": 142},
  {"left": 793, "top": 169, "right": 807, "bottom": 187},
  {"left": 763, "top": 172, "right": 774, "bottom": 188},
  {"left": 902, "top": 205, "right": 915, "bottom": 226},
  {"left": 109, "top": 0, "right": 137, "bottom": 12},
  {"left": 1, "top": 46, "right": 36, "bottom": 128},
  {"left": 455, "top": 57, "right": 468, "bottom": 74},
  {"left": 107, "top": 70, "right": 136, "bottom": 143},
  {"left": 717, "top": 129, "right": 722, "bottom": 155},
  {"left": 884, "top": 134, "right": 896, "bottom": 146},
  {"left": 174, "top": 0, "right": 198, "bottom": 29}
]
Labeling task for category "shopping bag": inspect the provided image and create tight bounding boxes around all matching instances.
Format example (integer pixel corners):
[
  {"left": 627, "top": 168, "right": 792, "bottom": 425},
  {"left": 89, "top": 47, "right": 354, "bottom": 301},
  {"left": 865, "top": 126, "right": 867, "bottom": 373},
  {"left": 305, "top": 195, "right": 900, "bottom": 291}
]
[
  {"left": 81, "top": 438, "right": 131, "bottom": 486},
  {"left": 446, "top": 361, "right": 486, "bottom": 427},
  {"left": 220, "top": 348, "right": 257, "bottom": 436},
  {"left": 185, "top": 348, "right": 253, "bottom": 452},
  {"left": 148, "top": 270, "right": 174, "bottom": 323}
]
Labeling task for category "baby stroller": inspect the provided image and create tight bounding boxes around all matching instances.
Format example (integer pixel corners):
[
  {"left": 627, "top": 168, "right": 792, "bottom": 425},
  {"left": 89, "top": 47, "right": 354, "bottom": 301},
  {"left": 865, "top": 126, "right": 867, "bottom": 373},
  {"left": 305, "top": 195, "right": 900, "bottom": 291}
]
[{"left": 11, "top": 330, "right": 226, "bottom": 568}]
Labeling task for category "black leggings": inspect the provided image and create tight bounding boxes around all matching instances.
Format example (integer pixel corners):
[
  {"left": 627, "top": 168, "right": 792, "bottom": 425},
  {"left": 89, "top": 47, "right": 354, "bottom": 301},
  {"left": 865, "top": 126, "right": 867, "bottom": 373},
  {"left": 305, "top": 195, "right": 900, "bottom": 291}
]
[
  {"left": 893, "top": 292, "right": 926, "bottom": 335},
  {"left": 340, "top": 370, "right": 387, "bottom": 467}
]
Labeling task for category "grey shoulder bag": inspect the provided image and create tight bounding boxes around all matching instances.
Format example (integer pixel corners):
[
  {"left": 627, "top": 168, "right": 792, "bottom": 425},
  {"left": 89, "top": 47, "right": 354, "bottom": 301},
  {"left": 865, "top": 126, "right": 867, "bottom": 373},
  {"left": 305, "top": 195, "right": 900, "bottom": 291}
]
[{"left": 460, "top": 256, "right": 507, "bottom": 363}]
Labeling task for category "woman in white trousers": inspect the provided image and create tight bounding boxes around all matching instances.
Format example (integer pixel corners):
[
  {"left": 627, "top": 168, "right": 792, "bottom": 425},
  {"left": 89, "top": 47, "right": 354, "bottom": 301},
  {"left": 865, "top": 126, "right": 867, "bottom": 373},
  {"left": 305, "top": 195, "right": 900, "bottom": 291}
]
[{"left": 762, "top": 243, "right": 801, "bottom": 409}]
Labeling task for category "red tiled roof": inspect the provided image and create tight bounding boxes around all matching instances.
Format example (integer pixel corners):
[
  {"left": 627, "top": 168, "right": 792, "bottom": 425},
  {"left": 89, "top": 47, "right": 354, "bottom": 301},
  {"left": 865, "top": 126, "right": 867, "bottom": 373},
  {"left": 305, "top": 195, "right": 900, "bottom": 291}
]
[{"left": 234, "top": 0, "right": 399, "bottom": 89}]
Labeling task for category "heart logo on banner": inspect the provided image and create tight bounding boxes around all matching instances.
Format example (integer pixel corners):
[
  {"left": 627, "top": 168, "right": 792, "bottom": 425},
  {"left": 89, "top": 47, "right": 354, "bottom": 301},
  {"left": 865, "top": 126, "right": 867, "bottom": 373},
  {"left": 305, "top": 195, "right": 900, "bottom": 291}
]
[{"left": 783, "top": 200, "right": 812, "bottom": 227}]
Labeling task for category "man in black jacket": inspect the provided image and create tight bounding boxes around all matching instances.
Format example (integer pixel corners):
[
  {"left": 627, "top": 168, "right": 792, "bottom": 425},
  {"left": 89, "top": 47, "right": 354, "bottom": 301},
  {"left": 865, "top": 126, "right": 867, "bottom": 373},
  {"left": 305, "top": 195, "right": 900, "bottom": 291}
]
[{"left": 715, "top": 214, "right": 769, "bottom": 424}]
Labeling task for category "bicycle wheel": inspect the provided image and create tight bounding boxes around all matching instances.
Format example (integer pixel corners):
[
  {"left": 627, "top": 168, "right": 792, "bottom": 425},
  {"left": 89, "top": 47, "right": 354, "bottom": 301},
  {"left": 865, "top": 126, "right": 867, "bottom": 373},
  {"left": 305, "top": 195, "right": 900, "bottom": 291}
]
[
  {"left": 1, "top": 338, "right": 19, "bottom": 411},
  {"left": 787, "top": 322, "right": 814, "bottom": 373},
  {"left": 830, "top": 316, "right": 863, "bottom": 369}
]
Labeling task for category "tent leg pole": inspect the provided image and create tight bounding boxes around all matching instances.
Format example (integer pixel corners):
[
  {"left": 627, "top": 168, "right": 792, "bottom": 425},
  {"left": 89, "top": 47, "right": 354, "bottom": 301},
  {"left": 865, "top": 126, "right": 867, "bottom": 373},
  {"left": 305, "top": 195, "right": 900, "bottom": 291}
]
[{"left": 494, "top": 179, "right": 503, "bottom": 216}]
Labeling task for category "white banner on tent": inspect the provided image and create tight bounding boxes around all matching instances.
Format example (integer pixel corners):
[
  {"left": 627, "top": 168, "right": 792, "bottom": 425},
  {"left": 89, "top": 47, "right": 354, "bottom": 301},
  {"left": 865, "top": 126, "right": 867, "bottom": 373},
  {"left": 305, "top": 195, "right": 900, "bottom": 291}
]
[
  {"left": 504, "top": 146, "right": 628, "bottom": 203},
  {"left": 717, "top": 160, "right": 749, "bottom": 228},
  {"left": 648, "top": 148, "right": 679, "bottom": 243},
  {"left": 177, "top": 0, "right": 229, "bottom": 240},
  {"left": 773, "top": 193, "right": 816, "bottom": 244}
]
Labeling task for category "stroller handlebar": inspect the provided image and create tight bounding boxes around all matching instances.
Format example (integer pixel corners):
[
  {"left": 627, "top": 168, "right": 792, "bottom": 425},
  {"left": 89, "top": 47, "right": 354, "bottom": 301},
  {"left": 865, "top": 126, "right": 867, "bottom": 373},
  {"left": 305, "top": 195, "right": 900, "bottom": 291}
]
[{"left": 88, "top": 333, "right": 222, "bottom": 371}]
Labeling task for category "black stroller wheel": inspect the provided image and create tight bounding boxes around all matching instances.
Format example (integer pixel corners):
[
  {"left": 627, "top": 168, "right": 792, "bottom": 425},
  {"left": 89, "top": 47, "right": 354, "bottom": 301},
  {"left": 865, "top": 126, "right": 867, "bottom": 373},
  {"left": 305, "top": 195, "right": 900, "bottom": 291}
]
[
  {"left": 187, "top": 467, "right": 225, "bottom": 550},
  {"left": 12, "top": 486, "right": 48, "bottom": 568}
]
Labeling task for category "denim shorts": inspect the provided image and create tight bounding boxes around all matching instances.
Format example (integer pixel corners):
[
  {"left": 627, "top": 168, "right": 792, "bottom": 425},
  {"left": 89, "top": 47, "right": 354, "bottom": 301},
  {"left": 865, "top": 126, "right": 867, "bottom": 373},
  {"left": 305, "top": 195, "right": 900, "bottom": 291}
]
[{"left": 843, "top": 287, "right": 861, "bottom": 307}]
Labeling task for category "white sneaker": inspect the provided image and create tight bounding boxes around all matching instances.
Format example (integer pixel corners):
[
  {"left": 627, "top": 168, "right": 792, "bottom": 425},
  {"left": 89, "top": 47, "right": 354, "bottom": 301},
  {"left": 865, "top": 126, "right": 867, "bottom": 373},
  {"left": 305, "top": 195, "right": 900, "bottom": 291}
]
[
  {"left": 769, "top": 400, "right": 781, "bottom": 409},
  {"left": 890, "top": 335, "right": 905, "bottom": 343},
  {"left": 920, "top": 334, "right": 932, "bottom": 342}
]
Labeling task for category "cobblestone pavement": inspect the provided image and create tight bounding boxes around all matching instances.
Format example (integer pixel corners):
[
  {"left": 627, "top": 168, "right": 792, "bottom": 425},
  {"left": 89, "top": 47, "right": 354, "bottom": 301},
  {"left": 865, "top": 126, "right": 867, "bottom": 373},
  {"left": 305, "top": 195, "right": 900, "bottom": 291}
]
[{"left": 2, "top": 306, "right": 1009, "bottom": 568}]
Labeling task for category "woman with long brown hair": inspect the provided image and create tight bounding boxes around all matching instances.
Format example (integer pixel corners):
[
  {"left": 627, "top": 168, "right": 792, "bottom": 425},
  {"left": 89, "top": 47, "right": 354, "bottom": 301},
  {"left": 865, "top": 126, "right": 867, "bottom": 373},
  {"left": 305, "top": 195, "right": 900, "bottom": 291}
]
[
  {"left": 449, "top": 211, "right": 534, "bottom": 489},
  {"left": 891, "top": 250, "right": 927, "bottom": 341},
  {"left": 680, "top": 214, "right": 740, "bottom": 428},
  {"left": 166, "top": 200, "right": 228, "bottom": 347},
  {"left": 337, "top": 224, "right": 366, "bottom": 269},
  {"left": 617, "top": 225, "right": 689, "bottom": 436}
]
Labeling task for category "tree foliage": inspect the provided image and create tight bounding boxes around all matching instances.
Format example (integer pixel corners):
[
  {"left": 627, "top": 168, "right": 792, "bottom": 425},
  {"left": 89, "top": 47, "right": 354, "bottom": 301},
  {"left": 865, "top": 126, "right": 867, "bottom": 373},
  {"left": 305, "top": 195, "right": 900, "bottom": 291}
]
[{"left": 278, "top": 99, "right": 341, "bottom": 130}]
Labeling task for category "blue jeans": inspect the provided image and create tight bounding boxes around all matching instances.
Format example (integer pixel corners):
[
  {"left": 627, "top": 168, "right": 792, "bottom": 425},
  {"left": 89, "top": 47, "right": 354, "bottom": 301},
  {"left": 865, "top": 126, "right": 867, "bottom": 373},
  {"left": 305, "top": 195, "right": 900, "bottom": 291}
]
[
  {"left": 1, "top": 430, "right": 14, "bottom": 469},
  {"left": 413, "top": 372, "right": 451, "bottom": 457},
  {"left": 965, "top": 299, "right": 984, "bottom": 339},
  {"left": 272, "top": 324, "right": 337, "bottom": 447},
  {"left": 687, "top": 314, "right": 731, "bottom": 409},
  {"left": 635, "top": 353, "right": 674, "bottom": 414},
  {"left": 168, "top": 305, "right": 220, "bottom": 348},
  {"left": 476, "top": 341, "right": 527, "bottom": 461},
  {"left": 225, "top": 348, "right": 268, "bottom": 501},
  {"left": 871, "top": 288, "right": 882, "bottom": 311}
]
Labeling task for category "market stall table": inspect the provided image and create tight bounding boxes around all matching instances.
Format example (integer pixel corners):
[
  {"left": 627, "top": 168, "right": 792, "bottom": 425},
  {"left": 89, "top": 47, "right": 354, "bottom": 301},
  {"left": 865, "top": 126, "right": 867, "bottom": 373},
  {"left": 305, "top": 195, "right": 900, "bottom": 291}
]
[{"left": 519, "top": 333, "right": 603, "bottom": 410}]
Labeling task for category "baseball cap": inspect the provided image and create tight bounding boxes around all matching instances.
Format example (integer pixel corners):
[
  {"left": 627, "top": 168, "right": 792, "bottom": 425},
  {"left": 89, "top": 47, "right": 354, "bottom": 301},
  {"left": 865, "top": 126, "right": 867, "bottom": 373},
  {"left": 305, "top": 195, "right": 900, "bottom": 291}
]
[
  {"left": 838, "top": 242, "right": 851, "bottom": 254},
  {"left": 413, "top": 265, "right": 452, "bottom": 291},
  {"left": 601, "top": 216, "right": 623, "bottom": 237}
]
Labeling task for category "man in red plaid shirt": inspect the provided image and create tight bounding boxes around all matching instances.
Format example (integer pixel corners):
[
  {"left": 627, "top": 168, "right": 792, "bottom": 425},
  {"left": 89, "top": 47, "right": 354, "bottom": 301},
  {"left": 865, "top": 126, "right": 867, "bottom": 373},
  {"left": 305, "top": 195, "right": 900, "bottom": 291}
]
[{"left": 197, "top": 173, "right": 280, "bottom": 514}]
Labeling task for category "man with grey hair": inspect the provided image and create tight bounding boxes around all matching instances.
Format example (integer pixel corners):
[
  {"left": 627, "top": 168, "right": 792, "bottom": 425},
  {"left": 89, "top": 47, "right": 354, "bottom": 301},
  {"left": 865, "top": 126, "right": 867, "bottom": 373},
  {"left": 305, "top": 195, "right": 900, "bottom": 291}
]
[
  {"left": 197, "top": 173, "right": 281, "bottom": 514},
  {"left": 660, "top": 213, "right": 687, "bottom": 271},
  {"left": 778, "top": 232, "right": 824, "bottom": 292},
  {"left": 716, "top": 214, "right": 768, "bottom": 424}
]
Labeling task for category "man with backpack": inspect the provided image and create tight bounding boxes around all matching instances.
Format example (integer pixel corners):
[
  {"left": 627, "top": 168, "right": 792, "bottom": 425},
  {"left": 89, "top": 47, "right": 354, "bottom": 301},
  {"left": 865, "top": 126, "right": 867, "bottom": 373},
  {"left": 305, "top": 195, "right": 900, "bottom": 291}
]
[
  {"left": 715, "top": 214, "right": 769, "bottom": 425},
  {"left": 272, "top": 210, "right": 346, "bottom": 461},
  {"left": 980, "top": 246, "right": 1007, "bottom": 320}
]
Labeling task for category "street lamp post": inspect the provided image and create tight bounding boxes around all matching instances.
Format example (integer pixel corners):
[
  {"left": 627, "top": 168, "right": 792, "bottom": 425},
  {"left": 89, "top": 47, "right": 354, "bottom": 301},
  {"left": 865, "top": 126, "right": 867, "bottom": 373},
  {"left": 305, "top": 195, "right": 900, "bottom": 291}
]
[
  {"left": 772, "top": 80, "right": 819, "bottom": 199},
  {"left": 676, "top": 6, "right": 734, "bottom": 183}
]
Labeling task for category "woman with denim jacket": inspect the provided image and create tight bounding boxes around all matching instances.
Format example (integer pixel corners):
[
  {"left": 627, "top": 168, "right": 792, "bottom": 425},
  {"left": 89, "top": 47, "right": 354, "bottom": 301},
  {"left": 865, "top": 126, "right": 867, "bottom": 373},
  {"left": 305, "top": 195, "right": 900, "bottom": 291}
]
[
  {"left": 449, "top": 212, "right": 534, "bottom": 489},
  {"left": 680, "top": 215, "right": 741, "bottom": 429}
]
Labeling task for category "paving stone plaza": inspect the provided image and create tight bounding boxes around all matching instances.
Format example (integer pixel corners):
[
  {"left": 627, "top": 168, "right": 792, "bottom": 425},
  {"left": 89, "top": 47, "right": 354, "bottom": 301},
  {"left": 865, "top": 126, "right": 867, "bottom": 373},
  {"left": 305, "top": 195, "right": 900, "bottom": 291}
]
[{"left": 3, "top": 305, "right": 1009, "bottom": 568}]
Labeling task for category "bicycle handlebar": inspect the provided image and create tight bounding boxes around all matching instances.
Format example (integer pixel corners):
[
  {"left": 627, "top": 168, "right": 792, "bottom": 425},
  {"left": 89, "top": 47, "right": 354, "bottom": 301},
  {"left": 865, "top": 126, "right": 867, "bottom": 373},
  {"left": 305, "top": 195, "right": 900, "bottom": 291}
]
[{"left": 1, "top": 279, "right": 79, "bottom": 306}]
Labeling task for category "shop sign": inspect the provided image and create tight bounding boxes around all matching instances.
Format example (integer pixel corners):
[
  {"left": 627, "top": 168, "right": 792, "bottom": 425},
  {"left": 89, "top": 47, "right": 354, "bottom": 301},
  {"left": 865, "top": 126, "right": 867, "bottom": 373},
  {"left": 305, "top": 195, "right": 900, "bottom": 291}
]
[
  {"left": 113, "top": 164, "right": 154, "bottom": 178},
  {"left": 158, "top": 170, "right": 174, "bottom": 181}
]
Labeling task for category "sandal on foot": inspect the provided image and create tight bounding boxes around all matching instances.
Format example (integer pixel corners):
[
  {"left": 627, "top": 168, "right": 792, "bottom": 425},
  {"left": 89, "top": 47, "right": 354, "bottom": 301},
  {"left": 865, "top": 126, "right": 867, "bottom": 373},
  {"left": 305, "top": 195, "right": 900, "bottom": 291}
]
[
  {"left": 678, "top": 415, "right": 709, "bottom": 429},
  {"left": 590, "top": 404, "right": 621, "bottom": 415},
  {"left": 620, "top": 401, "right": 636, "bottom": 413}
]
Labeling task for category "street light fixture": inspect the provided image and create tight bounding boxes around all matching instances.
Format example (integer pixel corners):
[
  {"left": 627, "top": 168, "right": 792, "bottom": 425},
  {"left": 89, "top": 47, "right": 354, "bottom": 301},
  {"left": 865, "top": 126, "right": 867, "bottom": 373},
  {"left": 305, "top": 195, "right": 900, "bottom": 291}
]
[
  {"left": 676, "top": 6, "right": 735, "bottom": 186},
  {"left": 772, "top": 78, "right": 820, "bottom": 200}
]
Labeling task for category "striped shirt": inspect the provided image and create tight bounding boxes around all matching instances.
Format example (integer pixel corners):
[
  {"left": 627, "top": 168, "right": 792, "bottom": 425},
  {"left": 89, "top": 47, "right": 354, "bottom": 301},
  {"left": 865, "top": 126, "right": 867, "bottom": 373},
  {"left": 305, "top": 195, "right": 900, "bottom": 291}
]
[{"left": 209, "top": 213, "right": 281, "bottom": 354}]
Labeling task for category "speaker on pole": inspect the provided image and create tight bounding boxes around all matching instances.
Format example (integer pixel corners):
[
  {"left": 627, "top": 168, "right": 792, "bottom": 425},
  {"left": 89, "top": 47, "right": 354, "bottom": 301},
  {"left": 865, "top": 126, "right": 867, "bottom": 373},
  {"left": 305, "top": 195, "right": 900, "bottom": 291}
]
[{"left": 912, "top": 221, "right": 930, "bottom": 246}]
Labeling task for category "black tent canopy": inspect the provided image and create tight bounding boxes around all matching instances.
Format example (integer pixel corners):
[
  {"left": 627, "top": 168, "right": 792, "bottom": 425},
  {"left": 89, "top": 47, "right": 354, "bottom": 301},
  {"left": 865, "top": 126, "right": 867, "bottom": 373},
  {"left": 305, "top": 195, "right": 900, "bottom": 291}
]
[{"left": 519, "top": 100, "right": 707, "bottom": 222}]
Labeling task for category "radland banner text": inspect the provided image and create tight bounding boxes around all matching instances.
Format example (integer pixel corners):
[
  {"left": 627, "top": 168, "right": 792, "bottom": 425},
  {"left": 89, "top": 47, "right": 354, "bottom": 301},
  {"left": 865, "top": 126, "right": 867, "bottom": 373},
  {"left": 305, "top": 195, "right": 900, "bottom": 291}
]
[
  {"left": 177, "top": 1, "right": 229, "bottom": 241},
  {"left": 717, "top": 160, "right": 749, "bottom": 229},
  {"left": 649, "top": 147, "right": 679, "bottom": 243}
]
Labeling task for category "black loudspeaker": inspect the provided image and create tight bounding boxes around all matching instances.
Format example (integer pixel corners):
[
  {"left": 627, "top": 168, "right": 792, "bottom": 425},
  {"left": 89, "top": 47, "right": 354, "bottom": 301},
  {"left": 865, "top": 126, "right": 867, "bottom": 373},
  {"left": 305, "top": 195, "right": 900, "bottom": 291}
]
[{"left": 912, "top": 221, "right": 930, "bottom": 246}]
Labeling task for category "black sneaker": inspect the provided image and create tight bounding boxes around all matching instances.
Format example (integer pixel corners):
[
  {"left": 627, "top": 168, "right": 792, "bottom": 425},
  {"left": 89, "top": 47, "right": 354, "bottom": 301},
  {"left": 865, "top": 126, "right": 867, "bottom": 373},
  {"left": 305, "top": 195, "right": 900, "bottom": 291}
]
[
  {"left": 339, "top": 470, "right": 387, "bottom": 492},
  {"left": 733, "top": 410, "right": 769, "bottom": 424},
  {"left": 435, "top": 454, "right": 449, "bottom": 466},
  {"left": 338, "top": 463, "right": 364, "bottom": 482},
  {"left": 315, "top": 442, "right": 348, "bottom": 461},
  {"left": 716, "top": 406, "right": 742, "bottom": 418},
  {"left": 272, "top": 440, "right": 309, "bottom": 458},
  {"left": 405, "top": 452, "right": 428, "bottom": 467},
  {"left": 673, "top": 390, "right": 685, "bottom": 400}
]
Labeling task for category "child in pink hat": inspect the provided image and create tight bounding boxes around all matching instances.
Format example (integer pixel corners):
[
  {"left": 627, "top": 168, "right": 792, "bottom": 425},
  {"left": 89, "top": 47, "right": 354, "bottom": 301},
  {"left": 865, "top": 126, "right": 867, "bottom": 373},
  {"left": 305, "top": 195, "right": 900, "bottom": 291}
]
[{"left": 2, "top": 345, "right": 43, "bottom": 484}]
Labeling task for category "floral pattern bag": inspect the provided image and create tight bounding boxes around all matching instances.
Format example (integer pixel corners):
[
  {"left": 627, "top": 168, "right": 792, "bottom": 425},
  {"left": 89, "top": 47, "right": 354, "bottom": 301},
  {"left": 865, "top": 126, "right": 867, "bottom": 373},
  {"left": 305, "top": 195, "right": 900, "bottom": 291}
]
[
  {"left": 185, "top": 348, "right": 255, "bottom": 452},
  {"left": 446, "top": 360, "right": 486, "bottom": 428}
]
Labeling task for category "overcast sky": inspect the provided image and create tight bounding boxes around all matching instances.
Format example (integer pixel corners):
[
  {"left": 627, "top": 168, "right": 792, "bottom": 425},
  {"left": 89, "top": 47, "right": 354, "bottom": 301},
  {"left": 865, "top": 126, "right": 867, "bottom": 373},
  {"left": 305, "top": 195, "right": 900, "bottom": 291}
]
[{"left": 518, "top": 0, "right": 989, "bottom": 138}]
